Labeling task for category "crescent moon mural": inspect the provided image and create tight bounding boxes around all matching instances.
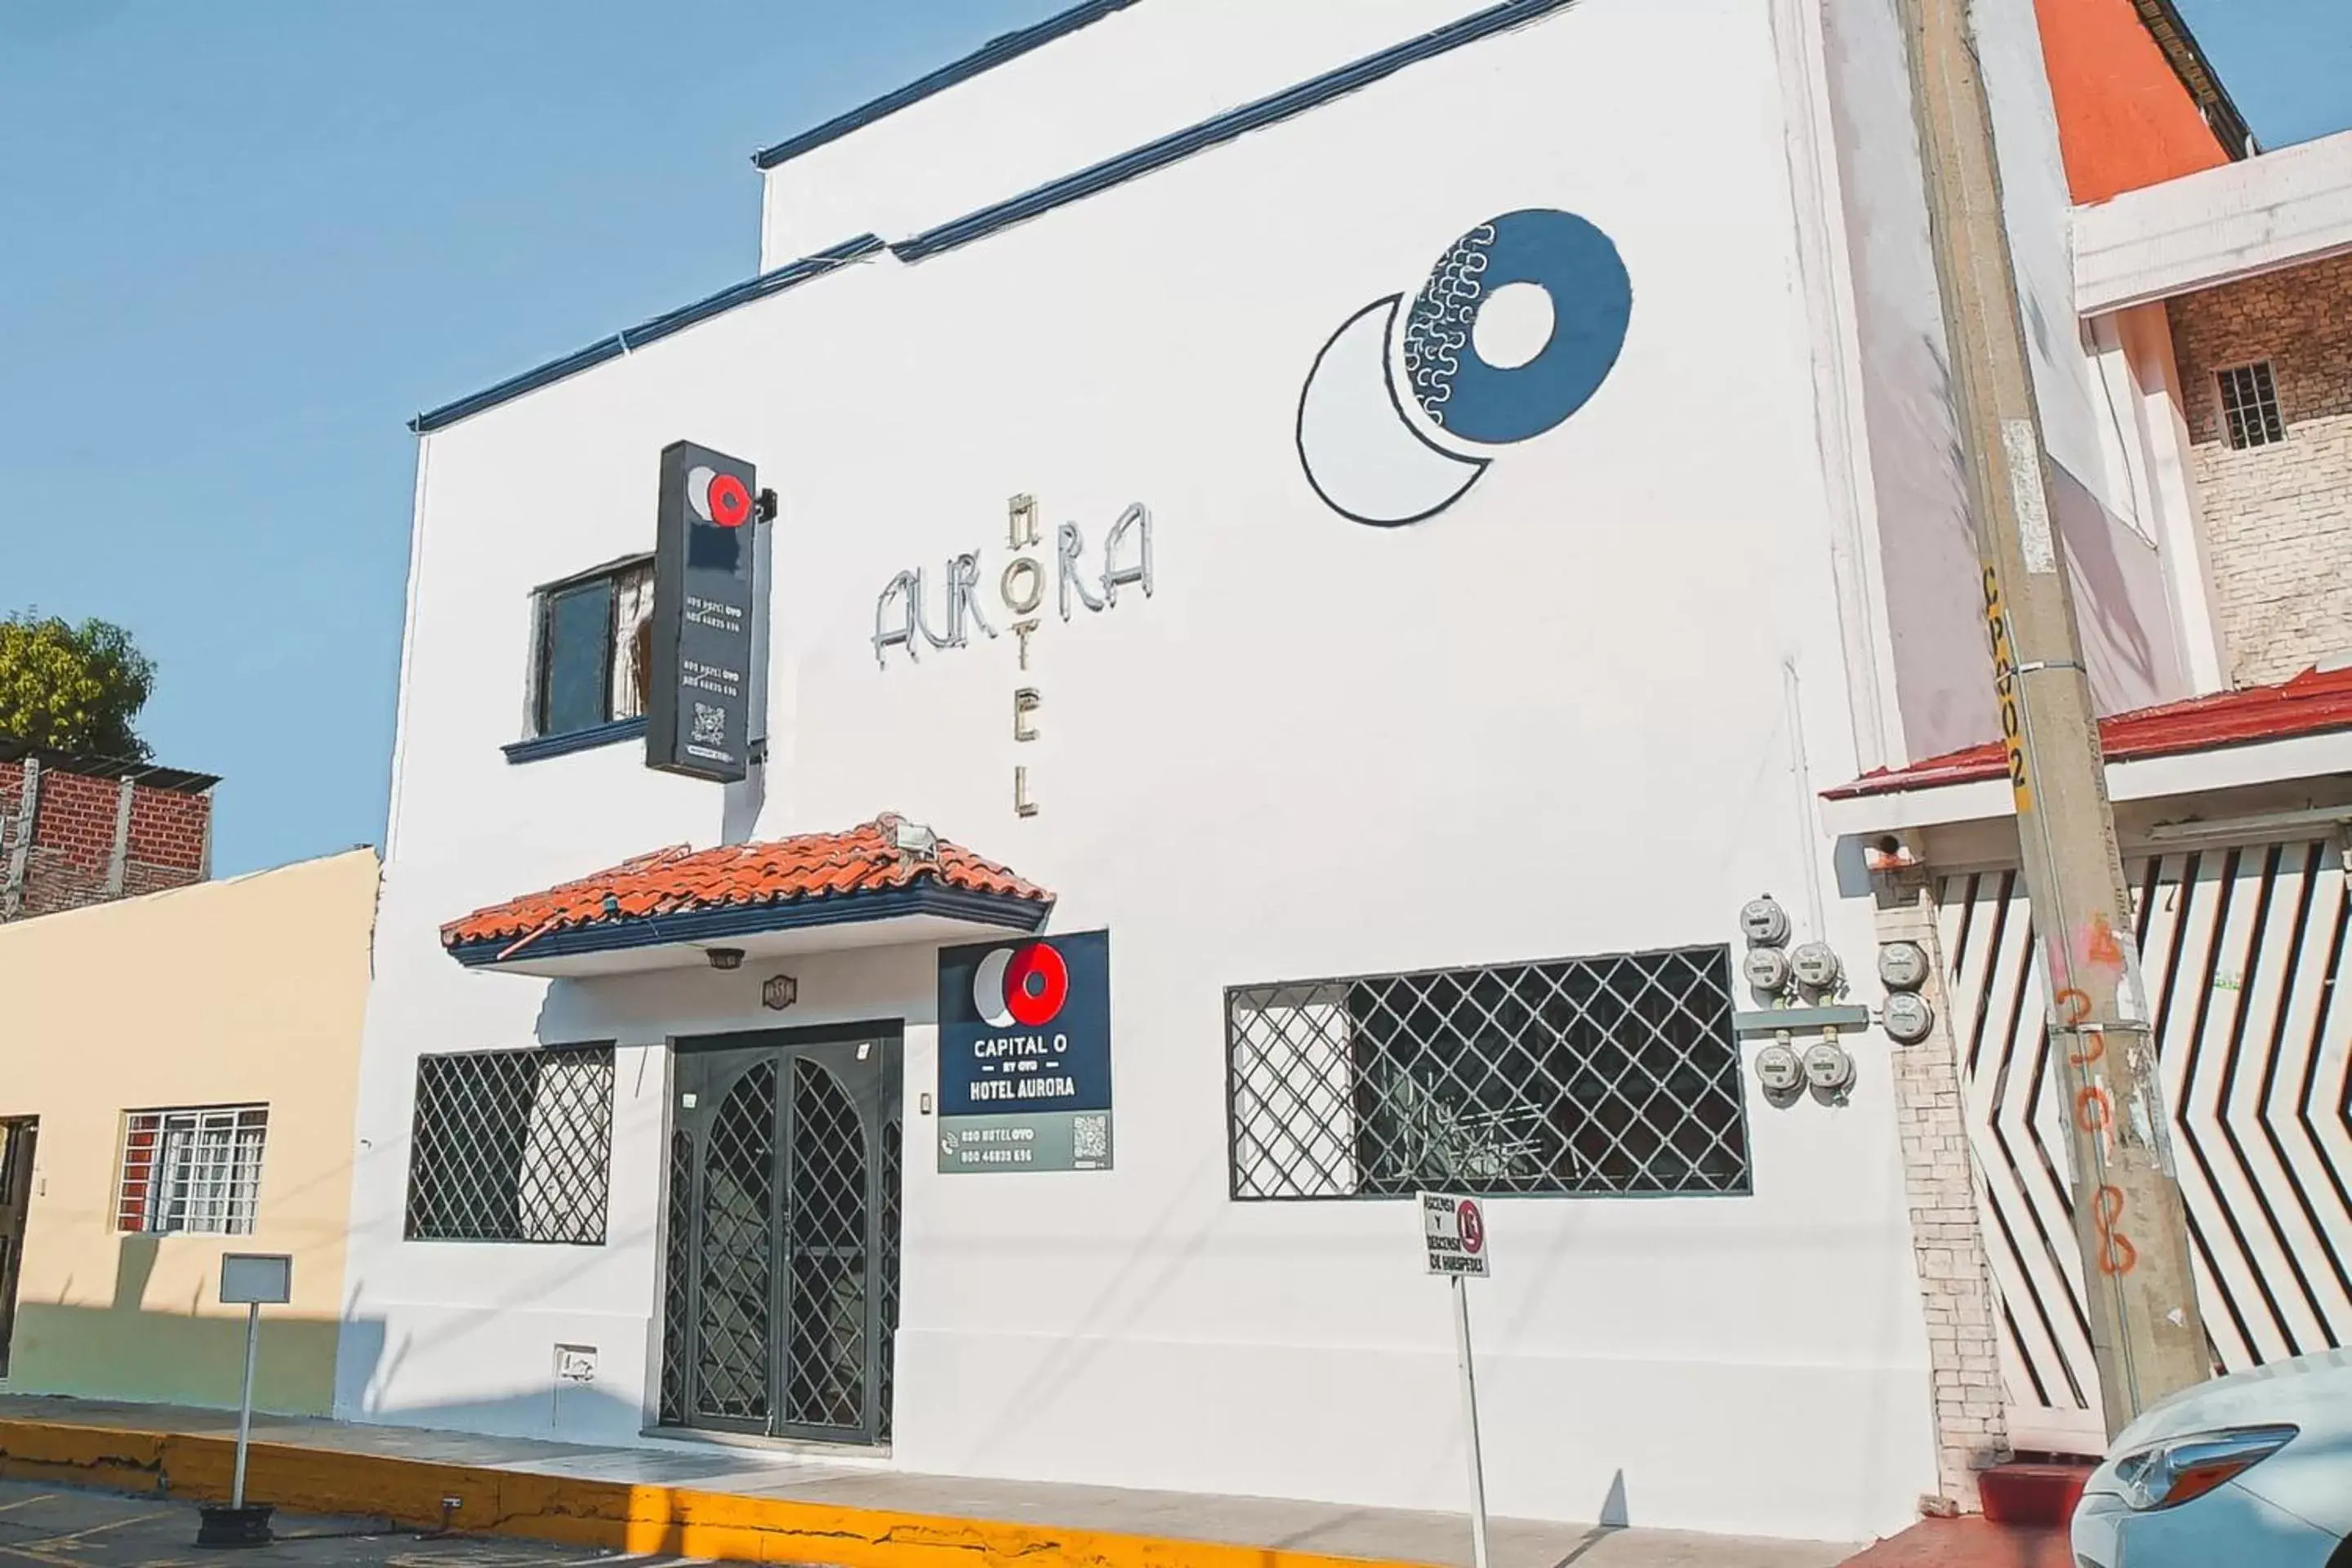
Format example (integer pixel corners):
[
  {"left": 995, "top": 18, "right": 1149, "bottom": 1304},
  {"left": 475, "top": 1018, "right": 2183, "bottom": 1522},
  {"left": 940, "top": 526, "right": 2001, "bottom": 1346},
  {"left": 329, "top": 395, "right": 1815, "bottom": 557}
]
[
  {"left": 1294, "top": 295, "right": 1488, "bottom": 528},
  {"left": 1296, "top": 209, "right": 1633, "bottom": 528},
  {"left": 972, "top": 947, "right": 1016, "bottom": 1029}
]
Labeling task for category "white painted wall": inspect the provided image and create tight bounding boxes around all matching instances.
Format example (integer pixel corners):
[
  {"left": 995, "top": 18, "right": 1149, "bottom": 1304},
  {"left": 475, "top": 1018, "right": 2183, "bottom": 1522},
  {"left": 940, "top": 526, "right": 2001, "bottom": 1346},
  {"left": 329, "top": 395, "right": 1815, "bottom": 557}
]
[{"left": 353, "top": 0, "right": 1938, "bottom": 1543}]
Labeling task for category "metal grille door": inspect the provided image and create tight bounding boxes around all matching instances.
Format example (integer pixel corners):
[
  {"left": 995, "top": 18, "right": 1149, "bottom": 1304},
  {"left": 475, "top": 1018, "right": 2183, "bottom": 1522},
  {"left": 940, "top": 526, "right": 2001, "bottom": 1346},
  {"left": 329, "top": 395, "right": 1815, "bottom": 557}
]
[
  {"left": 1940, "top": 837, "right": 2352, "bottom": 1454},
  {"left": 660, "top": 1031, "right": 901, "bottom": 1444}
]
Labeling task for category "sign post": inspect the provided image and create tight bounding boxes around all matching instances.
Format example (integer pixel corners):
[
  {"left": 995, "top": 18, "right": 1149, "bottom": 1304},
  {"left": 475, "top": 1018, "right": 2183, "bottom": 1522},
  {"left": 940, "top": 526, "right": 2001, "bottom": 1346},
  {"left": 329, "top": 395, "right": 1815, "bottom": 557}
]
[
  {"left": 198, "top": 1253, "right": 293, "bottom": 1549},
  {"left": 1420, "top": 1193, "right": 1491, "bottom": 1568}
]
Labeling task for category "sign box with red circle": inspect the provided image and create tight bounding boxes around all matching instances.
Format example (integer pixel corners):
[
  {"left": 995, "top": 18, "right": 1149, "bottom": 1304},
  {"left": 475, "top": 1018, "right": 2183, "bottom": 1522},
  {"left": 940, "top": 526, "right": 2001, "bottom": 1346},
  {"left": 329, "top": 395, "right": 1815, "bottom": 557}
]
[
  {"left": 935, "top": 929, "right": 1112, "bottom": 1174},
  {"left": 646, "top": 439, "right": 760, "bottom": 784}
]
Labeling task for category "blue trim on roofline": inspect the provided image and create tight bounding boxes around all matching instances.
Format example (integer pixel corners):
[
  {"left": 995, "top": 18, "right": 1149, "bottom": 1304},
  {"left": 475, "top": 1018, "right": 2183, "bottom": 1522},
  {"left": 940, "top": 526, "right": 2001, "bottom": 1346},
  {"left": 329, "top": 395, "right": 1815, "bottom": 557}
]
[
  {"left": 890, "top": 0, "right": 1580, "bottom": 263},
  {"left": 751, "top": 0, "right": 1143, "bottom": 171},
  {"left": 410, "top": 234, "right": 886, "bottom": 434},
  {"left": 448, "top": 884, "right": 1053, "bottom": 968},
  {"left": 409, "top": 0, "right": 1582, "bottom": 434},
  {"left": 501, "top": 716, "right": 646, "bottom": 765}
]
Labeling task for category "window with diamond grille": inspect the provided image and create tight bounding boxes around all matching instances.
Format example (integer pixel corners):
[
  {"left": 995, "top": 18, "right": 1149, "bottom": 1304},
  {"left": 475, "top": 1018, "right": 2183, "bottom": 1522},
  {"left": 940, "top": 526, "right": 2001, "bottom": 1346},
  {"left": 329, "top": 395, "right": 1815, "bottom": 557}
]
[
  {"left": 1227, "top": 946, "right": 1748, "bottom": 1200},
  {"left": 2216, "top": 362, "right": 2286, "bottom": 450},
  {"left": 118, "top": 1106, "right": 268, "bottom": 1235},
  {"left": 406, "top": 1045, "right": 614, "bottom": 1244}
]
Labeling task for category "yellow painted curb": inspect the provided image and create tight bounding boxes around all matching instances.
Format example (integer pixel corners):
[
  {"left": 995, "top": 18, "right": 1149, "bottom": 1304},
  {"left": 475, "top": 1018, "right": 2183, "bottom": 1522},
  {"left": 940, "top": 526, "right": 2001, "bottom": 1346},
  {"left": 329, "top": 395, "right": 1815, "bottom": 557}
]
[{"left": 0, "top": 1418, "right": 1442, "bottom": 1568}]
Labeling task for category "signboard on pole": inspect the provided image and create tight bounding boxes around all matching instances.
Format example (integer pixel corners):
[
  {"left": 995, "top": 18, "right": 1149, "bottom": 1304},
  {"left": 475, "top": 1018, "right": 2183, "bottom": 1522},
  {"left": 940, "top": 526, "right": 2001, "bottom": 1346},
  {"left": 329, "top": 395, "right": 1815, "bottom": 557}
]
[
  {"left": 1419, "top": 1192, "right": 1494, "bottom": 1568},
  {"left": 647, "top": 440, "right": 759, "bottom": 784},
  {"left": 1421, "top": 1192, "right": 1490, "bottom": 1277},
  {"left": 936, "top": 929, "right": 1111, "bottom": 1173}
]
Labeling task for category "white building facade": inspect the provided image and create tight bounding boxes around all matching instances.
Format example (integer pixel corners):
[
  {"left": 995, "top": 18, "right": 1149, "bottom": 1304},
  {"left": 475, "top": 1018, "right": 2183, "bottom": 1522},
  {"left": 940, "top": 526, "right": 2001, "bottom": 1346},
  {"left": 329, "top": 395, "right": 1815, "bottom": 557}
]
[{"left": 341, "top": 0, "right": 2221, "bottom": 1544}]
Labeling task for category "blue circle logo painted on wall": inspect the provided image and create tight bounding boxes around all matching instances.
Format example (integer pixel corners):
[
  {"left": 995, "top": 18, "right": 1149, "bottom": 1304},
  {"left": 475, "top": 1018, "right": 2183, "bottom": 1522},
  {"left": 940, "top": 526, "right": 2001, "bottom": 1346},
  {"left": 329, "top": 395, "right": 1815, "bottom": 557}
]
[{"left": 1295, "top": 209, "right": 1633, "bottom": 528}]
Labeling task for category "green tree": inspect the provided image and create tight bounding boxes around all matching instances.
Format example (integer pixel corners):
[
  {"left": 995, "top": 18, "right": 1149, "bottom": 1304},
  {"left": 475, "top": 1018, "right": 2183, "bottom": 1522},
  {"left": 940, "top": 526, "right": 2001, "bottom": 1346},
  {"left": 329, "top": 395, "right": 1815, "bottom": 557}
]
[{"left": 0, "top": 612, "right": 158, "bottom": 760}]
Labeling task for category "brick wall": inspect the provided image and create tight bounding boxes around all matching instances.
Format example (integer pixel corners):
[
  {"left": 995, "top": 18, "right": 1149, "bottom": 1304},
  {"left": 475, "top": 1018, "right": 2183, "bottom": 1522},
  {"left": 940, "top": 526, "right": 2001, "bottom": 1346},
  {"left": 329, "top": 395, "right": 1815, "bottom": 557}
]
[
  {"left": 0, "top": 757, "right": 211, "bottom": 920},
  {"left": 2166, "top": 252, "right": 2352, "bottom": 687},
  {"left": 1878, "top": 869, "right": 2010, "bottom": 1512}
]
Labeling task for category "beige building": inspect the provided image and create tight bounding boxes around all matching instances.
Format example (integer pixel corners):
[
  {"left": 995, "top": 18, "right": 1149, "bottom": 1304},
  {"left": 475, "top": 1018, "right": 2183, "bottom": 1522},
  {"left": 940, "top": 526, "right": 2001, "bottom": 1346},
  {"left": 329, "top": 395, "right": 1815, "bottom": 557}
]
[{"left": 0, "top": 848, "right": 378, "bottom": 1415}]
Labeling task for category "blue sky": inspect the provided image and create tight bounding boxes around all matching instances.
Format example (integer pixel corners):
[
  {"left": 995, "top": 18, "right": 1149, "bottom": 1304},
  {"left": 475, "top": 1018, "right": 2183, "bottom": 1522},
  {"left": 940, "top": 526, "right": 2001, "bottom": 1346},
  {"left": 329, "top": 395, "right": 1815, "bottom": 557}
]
[{"left": 2, "top": 2, "right": 2345, "bottom": 878}]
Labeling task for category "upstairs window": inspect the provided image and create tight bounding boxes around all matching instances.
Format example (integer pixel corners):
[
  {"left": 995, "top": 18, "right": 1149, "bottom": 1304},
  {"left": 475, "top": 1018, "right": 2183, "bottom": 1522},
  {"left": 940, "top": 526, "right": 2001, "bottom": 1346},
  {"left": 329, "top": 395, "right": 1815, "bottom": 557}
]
[
  {"left": 2217, "top": 362, "right": 2286, "bottom": 451},
  {"left": 118, "top": 1106, "right": 269, "bottom": 1236},
  {"left": 533, "top": 557, "right": 654, "bottom": 737}
]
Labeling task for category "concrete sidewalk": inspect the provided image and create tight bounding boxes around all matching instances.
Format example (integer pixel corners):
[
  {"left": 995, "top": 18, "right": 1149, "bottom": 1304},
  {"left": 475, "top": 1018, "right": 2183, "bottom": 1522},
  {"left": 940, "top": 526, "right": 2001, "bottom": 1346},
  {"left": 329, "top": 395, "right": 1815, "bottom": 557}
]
[{"left": 0, "top": 1395, "right": 1867, "bottom": 1568}]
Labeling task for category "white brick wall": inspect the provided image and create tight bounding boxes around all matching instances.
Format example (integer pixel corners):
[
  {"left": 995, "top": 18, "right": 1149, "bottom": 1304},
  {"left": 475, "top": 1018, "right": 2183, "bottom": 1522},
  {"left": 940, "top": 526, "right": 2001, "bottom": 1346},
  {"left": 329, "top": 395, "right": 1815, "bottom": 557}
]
[
  {"left": 2167, "top": 252, "right": 2352, "bottom": 687},
  {"left": 1878, "top": 871, "right": 2010, "bottom": 1512}
]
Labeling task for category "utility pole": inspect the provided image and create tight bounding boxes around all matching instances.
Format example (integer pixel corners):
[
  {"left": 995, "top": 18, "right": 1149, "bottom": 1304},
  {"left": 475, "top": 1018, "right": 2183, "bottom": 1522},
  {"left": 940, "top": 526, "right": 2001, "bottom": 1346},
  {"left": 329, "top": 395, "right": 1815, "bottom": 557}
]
[{"left": 1895, "top": 0, "right": 2209, "bottom": 1434}]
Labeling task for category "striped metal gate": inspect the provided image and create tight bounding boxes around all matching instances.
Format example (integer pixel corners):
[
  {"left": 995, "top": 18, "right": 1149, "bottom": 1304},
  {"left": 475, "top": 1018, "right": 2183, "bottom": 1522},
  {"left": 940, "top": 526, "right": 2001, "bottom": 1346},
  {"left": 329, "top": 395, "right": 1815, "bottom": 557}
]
[{"left": 1939, "top": 835, "right": 2352, "bottom": 1454}]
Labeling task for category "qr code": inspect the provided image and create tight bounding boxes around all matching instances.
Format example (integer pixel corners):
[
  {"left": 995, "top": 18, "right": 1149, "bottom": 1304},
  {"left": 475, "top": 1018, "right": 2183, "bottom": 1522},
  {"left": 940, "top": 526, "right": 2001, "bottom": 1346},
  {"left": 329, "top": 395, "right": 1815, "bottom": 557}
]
[
  {"left": 691, "top": 702, "right": 726, "bottom": 744},
  {"left": 1071, "top": 1115, "right": 1109, "bottom": 1160}
]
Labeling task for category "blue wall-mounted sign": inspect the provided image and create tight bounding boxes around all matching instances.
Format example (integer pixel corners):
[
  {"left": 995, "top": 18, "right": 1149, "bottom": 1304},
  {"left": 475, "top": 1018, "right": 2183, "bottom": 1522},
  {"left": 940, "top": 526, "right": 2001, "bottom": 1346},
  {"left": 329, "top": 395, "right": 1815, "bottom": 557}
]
[
  {"left": 647, "top": 440, "right": 759, "bottom": 783},
  {"left": 936, "top": 929, "right": 1111, "bottom": 1174}
]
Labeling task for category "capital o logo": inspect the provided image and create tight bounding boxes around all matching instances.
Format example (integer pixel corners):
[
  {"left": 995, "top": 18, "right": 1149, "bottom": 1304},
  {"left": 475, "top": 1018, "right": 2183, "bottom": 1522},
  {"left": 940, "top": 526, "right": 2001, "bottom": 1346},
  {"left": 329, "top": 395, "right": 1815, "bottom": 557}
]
[
  {"left": 1296, "top": 207, "right": 1633, "bottom": 527},
  {"left": 686, "top": 465, "right": 753, "bottom": 528},
  {"left": 972, "top": 941, "right": 1069, "bottom": 1029}
]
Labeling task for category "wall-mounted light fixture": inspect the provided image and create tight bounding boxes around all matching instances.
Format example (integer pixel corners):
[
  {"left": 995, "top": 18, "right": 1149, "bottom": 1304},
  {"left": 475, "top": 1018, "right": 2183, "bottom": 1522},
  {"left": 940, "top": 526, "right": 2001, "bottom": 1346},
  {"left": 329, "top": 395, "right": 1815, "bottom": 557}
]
[{"left": 706, "top": 948, "right": 744, "bottom": 972}]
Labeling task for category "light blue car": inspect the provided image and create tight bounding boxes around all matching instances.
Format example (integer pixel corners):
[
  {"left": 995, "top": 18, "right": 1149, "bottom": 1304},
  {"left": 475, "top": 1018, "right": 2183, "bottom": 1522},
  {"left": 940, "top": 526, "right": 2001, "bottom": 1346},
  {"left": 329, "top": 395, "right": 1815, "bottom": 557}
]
[{"left": 2073, "top": 1350, "right": 2352, "bottom": 1567}]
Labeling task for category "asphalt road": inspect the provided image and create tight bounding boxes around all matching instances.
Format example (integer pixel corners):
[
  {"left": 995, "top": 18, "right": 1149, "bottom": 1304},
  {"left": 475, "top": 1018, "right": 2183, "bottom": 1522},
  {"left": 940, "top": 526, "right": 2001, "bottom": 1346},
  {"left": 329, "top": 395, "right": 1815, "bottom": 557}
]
[{"left": 0, "top": 1480, "right": 722, "bottom": 1566}]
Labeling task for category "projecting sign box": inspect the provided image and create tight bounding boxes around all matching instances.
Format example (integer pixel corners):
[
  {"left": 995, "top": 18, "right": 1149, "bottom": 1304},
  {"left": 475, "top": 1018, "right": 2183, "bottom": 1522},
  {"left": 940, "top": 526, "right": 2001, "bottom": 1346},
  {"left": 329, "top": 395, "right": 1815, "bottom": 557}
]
[
  {"left": 936, "top": 929, "right": 1112, "bottom": 1174},
  {"left": 646, "top": 440, "right": 759, "bottom": 784},
  {"left": 1420, "top": 1192, "right": 1490, "bottom": 1277}
]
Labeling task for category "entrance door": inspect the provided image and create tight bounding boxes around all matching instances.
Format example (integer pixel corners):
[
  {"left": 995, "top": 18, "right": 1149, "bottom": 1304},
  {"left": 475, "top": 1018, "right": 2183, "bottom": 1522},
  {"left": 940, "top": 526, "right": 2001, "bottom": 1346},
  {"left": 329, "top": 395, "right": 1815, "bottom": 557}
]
[
  {"left": 0, "top": 1119, "right": 37, "bottom": 1379},
  {"left": 658, "top": 1028, "right": 901, "bottom": 1444}
]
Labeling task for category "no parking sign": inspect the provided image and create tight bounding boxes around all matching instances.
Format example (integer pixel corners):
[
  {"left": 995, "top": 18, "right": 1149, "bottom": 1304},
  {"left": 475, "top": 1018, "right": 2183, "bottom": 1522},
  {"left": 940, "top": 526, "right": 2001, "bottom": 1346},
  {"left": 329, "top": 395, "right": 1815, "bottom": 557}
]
[{"left": 1419, "top": 1192, "right": 1490, "bottom": 1277}]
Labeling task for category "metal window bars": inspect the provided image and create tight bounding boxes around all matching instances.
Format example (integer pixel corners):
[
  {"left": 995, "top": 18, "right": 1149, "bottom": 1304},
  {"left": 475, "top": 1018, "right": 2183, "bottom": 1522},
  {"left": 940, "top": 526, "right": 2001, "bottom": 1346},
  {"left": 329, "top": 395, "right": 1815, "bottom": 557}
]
[
  {"left": 405, "top": 1045, "right": 615, "bottom": 1245},
  {"left": 2217, "top": 363, "right": 2286, "bottom": 450},
  {"left": 118, "top": 1106, "right": 269, "bottom": 1236},
  {"left": 1227, "top": 946, "right": 1749, "bottom": 1200}
]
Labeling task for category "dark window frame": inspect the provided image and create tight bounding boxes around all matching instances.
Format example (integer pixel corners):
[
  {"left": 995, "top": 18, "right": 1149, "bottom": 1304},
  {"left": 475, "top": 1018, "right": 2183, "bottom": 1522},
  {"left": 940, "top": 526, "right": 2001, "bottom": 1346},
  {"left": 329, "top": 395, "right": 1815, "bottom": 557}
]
[
  {"left": 1225, "top": 944, "right": 1750, "bottom": 1202},
  {"left": 527, "top": 555, "right": 655, "bottom": 741}
]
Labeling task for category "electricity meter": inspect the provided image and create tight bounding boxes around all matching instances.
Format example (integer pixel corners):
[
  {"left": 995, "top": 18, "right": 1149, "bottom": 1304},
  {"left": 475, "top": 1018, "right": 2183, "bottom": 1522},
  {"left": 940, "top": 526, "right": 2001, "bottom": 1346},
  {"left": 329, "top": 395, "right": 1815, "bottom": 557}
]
[
  {"left": 1878, "top": 940, "right": 1931, "bottom": 992},
  {"left": 1803, "top": 1039, "right": 1855, "bottom": 1094},
  {"left": 1756, "top": 1040, "right": 1803, "bottom": 1095},
  {"left": 1884, "top": 991, "right": 1936, "bottom": 1045},
  {"left": 1790, "top": 940, "right": 1844, "bottom": 992},
  {"left": 1740, "top": 895, "right": 1792, "bottom": 948},
  {"left": 1742, "top": 946, "right": 1793, "bottom": 994}
]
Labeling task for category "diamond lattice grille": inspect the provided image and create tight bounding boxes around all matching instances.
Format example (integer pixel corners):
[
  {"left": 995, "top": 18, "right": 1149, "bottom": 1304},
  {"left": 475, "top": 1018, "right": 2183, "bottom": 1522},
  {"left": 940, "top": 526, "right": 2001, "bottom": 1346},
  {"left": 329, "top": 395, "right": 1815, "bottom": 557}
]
[
  {"left": 658, "top": 1126, "right": 693, "bottom": 1426},
  {"left": 785, "top": 1059, "right": 869, "bottom": 1431},
  {"left": 878, "top": 1116, "right": 902, "bottom": 1442},
  {"left": 405, "top": 1046, "right": 613, "bottom": 1243},
  {"left": 696, "top": 1061, "right": 776, "bottom": 1423},
  {"left": 1228, "top": 947, "right": 1748, "bottom": 1200}
]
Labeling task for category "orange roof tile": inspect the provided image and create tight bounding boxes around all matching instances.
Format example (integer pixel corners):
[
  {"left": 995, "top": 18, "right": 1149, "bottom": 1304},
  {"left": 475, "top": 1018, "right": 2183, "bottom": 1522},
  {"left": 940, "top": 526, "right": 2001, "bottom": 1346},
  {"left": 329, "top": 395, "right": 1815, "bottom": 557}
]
[
  {"left": 442, "top": 813, "right": 1050, "bottom": 951},
  {"left": 1827, "top": 665, "right": 2352, "bottom": 800}
]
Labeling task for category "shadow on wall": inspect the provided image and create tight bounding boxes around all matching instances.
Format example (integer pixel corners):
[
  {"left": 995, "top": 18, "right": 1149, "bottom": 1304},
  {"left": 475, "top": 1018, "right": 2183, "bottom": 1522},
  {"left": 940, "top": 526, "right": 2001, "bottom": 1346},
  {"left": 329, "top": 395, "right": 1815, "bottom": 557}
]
[{"left": 1, "top": 1236, "right": 383, "bottom": 1418}]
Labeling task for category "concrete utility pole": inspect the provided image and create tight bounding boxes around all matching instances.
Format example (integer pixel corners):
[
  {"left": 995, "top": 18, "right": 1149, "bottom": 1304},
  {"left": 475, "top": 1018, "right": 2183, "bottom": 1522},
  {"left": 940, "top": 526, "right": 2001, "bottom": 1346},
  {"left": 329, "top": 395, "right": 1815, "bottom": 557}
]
[{"left": 1895, "top": 0, "right": 2209, "bottom": 1434}]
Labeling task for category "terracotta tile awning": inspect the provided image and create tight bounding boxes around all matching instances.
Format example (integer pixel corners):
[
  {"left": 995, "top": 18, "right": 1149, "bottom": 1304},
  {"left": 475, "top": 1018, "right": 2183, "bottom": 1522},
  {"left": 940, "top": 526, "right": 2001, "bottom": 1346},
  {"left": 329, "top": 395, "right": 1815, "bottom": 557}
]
[
  {"left": 1826, "top": 665, "right": 2352, "bottom": 800},
  {"left": 442, "top": 813, "right": 1052, "bottom": 973}
]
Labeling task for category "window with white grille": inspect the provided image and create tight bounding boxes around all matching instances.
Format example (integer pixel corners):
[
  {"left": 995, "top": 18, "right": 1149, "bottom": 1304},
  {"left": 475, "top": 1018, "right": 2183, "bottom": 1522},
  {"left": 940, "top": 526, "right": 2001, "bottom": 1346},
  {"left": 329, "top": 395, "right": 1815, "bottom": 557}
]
[
  {"left": 1227, "top": 946, "right": 1748, "bottom": 1200},
  {"left": 405, "top": 1045, "right": 614, "bottom": 1245},
  {"left": 118, "top": 1106, "right": 268, "bottom": 1236},
  {"left": 2217, "top": 362, "right": 2286, "bottom": 450}
]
